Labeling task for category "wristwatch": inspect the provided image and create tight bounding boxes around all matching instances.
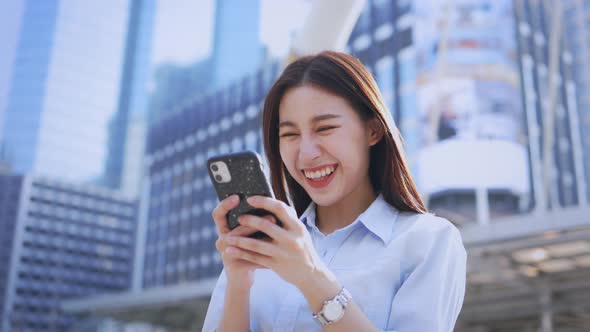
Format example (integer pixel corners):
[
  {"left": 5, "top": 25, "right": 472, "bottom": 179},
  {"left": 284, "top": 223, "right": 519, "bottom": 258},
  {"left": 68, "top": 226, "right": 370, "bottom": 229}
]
[{"left": 313, "top": 287, "right": 352, "bottom": 325}]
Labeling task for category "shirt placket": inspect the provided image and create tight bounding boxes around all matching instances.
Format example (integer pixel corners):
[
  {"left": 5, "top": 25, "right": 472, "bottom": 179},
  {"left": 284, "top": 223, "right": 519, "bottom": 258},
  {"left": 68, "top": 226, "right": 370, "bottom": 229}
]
[
  {"left": 321, "top": 232, "right": 346, "bottom": 266},
  {"left": 319, "top": 226, "right": 357, "bottom": 267},
  {"left": 314, "top": 231, "right": 329, "bottom": 261}
]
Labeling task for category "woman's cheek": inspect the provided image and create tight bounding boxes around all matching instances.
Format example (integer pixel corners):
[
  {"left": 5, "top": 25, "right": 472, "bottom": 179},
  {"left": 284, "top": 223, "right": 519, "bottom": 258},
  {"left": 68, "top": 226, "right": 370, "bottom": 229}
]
[
  {"left": 321, "top": 135, "right": 346, "bottom": 157},
  {"left": 278, "top": 143, "right": 291, "bottom": 164},
  {"left": 279, "top": 145, "right": 298, "bottom": 178}
]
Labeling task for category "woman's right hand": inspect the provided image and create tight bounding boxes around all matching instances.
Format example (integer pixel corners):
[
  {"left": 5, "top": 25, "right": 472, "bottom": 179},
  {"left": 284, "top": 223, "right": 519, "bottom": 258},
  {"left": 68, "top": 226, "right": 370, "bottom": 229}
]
[{"left": 212, "top": 195, "right": 270, "bottom": 290}]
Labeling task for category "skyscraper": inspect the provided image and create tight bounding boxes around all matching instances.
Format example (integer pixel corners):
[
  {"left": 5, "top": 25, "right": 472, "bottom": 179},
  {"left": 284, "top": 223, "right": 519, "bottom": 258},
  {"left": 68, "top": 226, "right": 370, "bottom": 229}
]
[
  {"left": 103, "top": 0, "right": 157, "bottom": 196},
  {"left": 0, "top": 1, "right": 151, "bottom": 331},
  {"left": 211, "top": 0, "right": 265, "bottom": 90},
  {"left": 346, "top": 0, "right": 584, "bottom": 224},
  {"left": 0, "top": 175, "right": 137, "bottom": 332},
  {"left": 562, "top": 0, "right": 590, "bottom": 202},
  {"left": 359, "top": 0, "right": 585, "bottom": 211},
  {"left": 0, "top": 175, "right": 22, "bottom": 329},
  {"left": 513, "top": 0, "right": 585, "bottom": 209},
  {"left": 0, "top": 0, "right": 130, "bottom": 184},
  {"left": 142, "top": 65, "right": 278, "bottom": 289},
  {"left": 147, "top": 0, "right": 265, "bottom": 124}
]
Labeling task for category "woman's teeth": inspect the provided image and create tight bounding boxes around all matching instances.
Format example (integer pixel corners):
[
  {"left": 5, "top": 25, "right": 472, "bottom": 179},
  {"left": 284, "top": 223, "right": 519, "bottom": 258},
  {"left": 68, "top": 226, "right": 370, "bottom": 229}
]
[{"left": 304, "top": 165, "right": 335, "bottom": 180}]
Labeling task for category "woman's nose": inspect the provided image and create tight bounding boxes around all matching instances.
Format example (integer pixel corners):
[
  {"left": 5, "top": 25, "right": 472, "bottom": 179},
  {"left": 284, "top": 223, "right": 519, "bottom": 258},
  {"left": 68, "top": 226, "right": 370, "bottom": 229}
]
[{"left": 299, "top": 136, "right": 321, "bottom": 162}]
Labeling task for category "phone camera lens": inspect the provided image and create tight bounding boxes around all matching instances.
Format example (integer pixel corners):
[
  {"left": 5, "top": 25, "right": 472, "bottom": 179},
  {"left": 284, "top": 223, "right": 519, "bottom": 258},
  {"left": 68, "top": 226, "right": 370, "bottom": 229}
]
[
  {"left": 215, "top": 175, "right": 223, "bottom": 182},
  {"left": 211, "top": 164, "right": 219, "bottom": 172}
]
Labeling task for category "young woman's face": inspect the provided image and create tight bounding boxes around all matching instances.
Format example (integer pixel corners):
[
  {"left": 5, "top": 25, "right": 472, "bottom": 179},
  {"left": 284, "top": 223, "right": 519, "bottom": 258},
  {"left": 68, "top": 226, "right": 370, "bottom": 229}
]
[{"left": 278, "top": 85, "right": 378, "bottom": 207}]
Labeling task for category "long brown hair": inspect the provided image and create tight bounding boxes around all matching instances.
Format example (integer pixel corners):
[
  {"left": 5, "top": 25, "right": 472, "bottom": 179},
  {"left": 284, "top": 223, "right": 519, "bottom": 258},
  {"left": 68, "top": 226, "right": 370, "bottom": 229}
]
[{"left": 262, "top": 51, "right": 427, "bottom": 216}]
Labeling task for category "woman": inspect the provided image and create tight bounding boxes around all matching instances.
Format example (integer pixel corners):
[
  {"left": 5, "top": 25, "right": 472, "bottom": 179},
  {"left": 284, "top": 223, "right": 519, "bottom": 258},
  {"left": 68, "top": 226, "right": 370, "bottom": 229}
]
[{"left": 203, "top": 51, "right": 466, "bottom": 331}]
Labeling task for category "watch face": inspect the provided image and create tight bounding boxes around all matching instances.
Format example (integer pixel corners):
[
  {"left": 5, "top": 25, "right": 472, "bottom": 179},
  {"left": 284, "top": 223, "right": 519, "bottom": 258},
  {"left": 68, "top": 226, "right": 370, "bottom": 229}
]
[{"left": 323, "top": 301, "right": 344, "bottom": 321}]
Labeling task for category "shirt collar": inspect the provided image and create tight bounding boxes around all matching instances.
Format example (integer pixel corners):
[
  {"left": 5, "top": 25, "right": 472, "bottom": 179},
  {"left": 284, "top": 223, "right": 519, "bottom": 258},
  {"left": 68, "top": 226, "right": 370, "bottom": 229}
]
[
  {"left": 357, "top": 194, "right": 399, "bottom": 245},
  {"left": 299, "top": 194, "right": 399, "bottom": 245},
  {"left": 300, "top": 200, "right": 317, "bottom": 228}
]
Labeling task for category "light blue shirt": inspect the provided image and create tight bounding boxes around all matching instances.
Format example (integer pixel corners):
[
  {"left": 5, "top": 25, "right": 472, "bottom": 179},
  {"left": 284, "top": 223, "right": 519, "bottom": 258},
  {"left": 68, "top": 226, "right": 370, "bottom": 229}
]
[{"left": 203, "top": 194, "right": 467, "bottom": 331}]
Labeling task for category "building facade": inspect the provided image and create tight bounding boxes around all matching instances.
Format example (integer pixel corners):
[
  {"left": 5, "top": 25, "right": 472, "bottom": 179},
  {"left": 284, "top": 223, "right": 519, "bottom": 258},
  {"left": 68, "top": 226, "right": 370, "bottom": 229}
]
[
  {"left": 0, "top": 0, "right": 131, "bottom": 184},
  {"left": 562, "top": 0, "right": 590, "bottom": 203},
  {"left": 104, "top": 0, "right": 157, "bottom": 196},
  {"left": 344, "top": 0, "right": 585, "bottom": 224},
  {"left": 147, "top": 0, "right": 265, "bottom": 125},
  {"left": 0, "top": 175, "right": 137, "bottom": 332},
  {"left": 515, "top": 0, "right": 585, "bottom": 210},
  {"left": 0, "top": 175, "right": 23, "bottom": 329},
  {"left": 142, "top": 63, "right": 279, "bottom": 288},
  {"left": 211, "top": 0, "right": 265, "bottom": 91}
]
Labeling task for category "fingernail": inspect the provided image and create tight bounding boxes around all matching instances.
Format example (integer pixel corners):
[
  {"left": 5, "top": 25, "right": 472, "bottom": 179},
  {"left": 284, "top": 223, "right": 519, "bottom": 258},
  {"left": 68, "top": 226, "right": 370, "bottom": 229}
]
[
  {"left": 226, "top": 236, "right": 237, "bottom": 244},
  {"left": 229, "top": 195, "right": 238, "bottom": 202},
  {"left": 247, "top": 196, "right": 256, "bottom": 204},
  {"left": 226, "top": 247, "right": 237, "bottom": 254}
]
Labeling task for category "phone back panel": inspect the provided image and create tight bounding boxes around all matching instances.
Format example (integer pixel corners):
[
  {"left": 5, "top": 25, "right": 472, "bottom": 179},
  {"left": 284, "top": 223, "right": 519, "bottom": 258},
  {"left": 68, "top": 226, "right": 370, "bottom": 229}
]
[{"left": 207, "top": 151, "right": 274, "bottom": 230}]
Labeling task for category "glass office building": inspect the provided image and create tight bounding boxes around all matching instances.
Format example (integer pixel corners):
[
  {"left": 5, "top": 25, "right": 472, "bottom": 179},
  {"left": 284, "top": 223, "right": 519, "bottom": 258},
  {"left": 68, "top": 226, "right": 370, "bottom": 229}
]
[
  {"left": 0, "top": 175, "right": 23, "bottom": 328},
  {"left": 513, "top": 0, "right": 585, "bottom": 209},
  {"left": 148, "top": 0, "right": 264, "bottom": 126},
  {"left": 211, "top": 0, "right": 265, "bottom": 91},
  {"left": 562, "top": 0, "right": 590, "bottom": 202},
  {"left": 0, "top": 0, "right": 130, "bottom": 184},
  {"left": 0, "top": 175, "right": 137, "bottom": 332},
  {"left": 142, "top": 63, "right": 280, "bottom": 288},
  {"left": 104, "top": 0, "right": 157, "bottom": 196},
  {"left": 345, "top": 0, "right": 584, "bottom": 224}
]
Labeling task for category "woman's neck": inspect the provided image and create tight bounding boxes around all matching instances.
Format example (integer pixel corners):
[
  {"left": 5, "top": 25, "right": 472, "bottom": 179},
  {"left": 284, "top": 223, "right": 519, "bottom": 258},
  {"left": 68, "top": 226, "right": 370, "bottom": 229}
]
[{"left": 315, "top": 177, "right": 377, "bottom": 235}]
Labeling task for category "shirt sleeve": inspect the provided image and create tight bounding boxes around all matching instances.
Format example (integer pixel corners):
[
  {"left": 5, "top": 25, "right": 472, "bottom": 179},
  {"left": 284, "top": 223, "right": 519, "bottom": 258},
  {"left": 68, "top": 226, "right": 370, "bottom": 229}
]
[
  {"left": 201, "top": 269, "right": 228, "bottom": 332},
  {"left": 384, "top": 219, "right": 467, "bottom": 332}
]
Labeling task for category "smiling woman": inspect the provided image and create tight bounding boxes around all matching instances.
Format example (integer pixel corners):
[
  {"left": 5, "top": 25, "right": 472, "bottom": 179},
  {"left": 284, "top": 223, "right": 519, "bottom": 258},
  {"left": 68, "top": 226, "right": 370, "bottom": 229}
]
[
  {"left": 263, "top": 51, "right": 428, "bottom": 219},
  {"left": 203, "top": 51, "right": 466, "bottom": 332}
]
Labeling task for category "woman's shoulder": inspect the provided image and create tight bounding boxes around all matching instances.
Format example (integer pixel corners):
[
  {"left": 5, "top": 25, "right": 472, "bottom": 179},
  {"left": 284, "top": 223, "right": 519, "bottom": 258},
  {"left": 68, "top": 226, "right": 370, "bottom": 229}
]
[
  {"left": 390, "top": 211, "right": 466, "bottom": 267},
  {"left": 394, "top": 210, "right": 464, "bottom": 246}
]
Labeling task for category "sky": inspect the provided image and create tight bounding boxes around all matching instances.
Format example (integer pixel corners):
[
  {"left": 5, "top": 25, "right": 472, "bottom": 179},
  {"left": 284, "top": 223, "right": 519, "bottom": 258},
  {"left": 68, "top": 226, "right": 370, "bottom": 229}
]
[{"left": 151, "top": 0, "right": 311, "bottom": 67}]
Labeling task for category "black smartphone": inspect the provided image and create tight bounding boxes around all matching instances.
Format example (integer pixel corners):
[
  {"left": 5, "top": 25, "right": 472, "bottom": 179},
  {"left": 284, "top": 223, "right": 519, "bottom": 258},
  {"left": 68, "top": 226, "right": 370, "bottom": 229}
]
[{"left": 207, "top": 151, "right": 280, "bottom": 238}]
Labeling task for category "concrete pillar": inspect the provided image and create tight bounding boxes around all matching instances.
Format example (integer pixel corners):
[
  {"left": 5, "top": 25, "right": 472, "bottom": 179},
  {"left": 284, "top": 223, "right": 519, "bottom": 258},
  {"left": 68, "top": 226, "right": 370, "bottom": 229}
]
[
  {"left": 538, "top": 287, "right": 553, "bottom": 332},
  {"left": 476, "top": 186, "right": 490, "bottom": 225}
]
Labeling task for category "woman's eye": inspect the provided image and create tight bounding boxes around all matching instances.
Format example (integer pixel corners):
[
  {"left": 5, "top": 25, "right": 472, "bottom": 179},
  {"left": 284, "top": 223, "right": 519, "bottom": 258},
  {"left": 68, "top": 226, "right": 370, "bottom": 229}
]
[
  {"left": 318, "top": 126, "right": 337, "bottom": 132},
  {"left": 280, "top": 132, "right": 298, "bottom": 138}
]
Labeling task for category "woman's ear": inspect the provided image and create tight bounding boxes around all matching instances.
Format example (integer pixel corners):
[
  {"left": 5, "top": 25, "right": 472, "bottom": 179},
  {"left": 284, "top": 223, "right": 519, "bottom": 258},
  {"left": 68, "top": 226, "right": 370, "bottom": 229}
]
[{"left": 367, "top": 118, "right": 384, "bottom": 146}]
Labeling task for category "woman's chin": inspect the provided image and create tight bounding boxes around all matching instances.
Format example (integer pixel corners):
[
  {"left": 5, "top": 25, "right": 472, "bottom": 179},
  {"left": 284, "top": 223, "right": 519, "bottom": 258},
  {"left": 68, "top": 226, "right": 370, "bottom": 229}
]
[
  {"left": 295, "top": 175, "right": 343, "bottom": 207},
  {"left": 307, "top": 191, "right": 343, "bottom": 208}
]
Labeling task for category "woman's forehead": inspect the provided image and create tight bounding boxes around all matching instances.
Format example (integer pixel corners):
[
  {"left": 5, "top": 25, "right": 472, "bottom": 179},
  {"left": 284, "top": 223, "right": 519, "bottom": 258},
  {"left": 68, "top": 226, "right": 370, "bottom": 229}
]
[{"left": 278, "top": 86, "right": 354, "bottom": 122}]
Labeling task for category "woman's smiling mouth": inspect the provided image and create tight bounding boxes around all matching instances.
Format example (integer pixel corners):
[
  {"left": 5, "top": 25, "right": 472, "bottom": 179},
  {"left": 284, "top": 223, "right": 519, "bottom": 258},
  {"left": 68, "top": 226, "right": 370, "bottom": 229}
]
[{"left": 301, "top": 164, "right": 338, "bottom": 188}]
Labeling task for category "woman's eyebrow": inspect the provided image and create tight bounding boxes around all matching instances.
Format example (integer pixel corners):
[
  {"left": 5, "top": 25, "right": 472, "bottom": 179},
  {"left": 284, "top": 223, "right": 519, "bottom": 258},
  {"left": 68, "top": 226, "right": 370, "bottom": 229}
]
[
  {"left": 312, "top": 113, "right": 341, "bottom": 122},
  {"left": 278, "top": 120, "right": 296, "bottom": 129},
  {"left": 279, "top": 114, "right": 341, "bottom": 128}
]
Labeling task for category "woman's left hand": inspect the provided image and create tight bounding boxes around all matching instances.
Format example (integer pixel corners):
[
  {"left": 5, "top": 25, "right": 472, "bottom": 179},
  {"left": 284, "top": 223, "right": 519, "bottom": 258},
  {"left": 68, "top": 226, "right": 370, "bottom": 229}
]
[{"left": 223, "top": 195, "right": 325, "bottom": 289}]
